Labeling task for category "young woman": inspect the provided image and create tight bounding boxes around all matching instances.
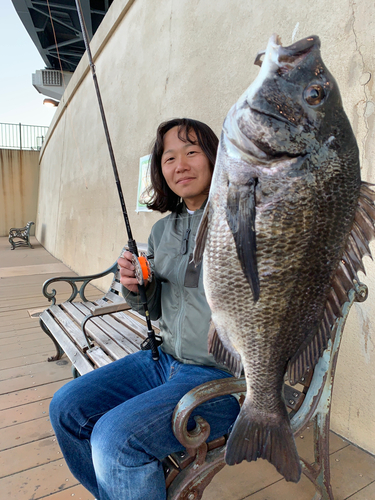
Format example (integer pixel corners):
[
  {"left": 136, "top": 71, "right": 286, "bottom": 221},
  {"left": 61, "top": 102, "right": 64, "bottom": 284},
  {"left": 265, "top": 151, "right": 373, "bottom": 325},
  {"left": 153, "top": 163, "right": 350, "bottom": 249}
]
[{"left": 49, "top": 118, "right": 240, "bottom": 500}]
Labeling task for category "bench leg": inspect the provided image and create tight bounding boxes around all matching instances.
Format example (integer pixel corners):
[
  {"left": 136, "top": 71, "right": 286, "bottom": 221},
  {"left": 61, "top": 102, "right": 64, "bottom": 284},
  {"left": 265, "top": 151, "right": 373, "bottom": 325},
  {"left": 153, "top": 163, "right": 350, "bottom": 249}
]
[
  {"left": 300, "top": 410, "right": 334, "bottom": 500},
  {"left": 71, "top": 366, "right": 81, "bottom": 379},
  {"left": 39, "top": 318, "right": 65, "bottom": 361},
  {"left": 167, "top": 445, "right": 226, "bottom": 500},
  {"left": 312, "top": 411, "right": 334, "bottom": 500}
]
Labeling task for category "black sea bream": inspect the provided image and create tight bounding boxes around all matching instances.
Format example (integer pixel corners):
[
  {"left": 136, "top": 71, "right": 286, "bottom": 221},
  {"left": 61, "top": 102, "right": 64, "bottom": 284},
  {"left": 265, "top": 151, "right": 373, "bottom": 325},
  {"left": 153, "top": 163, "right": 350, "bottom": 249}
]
[{"left": 194, "top": 34, "right": 375, "bottom": 482}]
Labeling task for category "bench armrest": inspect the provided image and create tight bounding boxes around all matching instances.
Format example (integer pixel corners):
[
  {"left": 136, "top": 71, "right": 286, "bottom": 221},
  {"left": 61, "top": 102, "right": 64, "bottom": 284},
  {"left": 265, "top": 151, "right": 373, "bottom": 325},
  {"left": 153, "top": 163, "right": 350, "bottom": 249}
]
[
  {"left": 42, "top": 261, "right": 119, "bottom": 305},
  {"left": 9, "top": 221, "right": 34, "bottom": 232},
  {"left": 79, "top": 301, "right": 132, "bottom": 347},
  {"left": 42, "top": 243, "right": 148, "bottom": 305},
  {"left": 172, "top": 378, "right": 246, "bottom": 456},
  {"left": 88, "top": 301, "right": 132, "bottom": 316}
]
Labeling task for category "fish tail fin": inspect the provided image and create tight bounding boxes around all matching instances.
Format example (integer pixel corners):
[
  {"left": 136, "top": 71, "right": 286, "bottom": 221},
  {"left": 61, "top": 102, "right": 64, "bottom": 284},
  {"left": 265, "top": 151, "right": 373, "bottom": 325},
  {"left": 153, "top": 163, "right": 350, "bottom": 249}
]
[{"left": 225, "top": 401, "right": 301, "bottom": 483}]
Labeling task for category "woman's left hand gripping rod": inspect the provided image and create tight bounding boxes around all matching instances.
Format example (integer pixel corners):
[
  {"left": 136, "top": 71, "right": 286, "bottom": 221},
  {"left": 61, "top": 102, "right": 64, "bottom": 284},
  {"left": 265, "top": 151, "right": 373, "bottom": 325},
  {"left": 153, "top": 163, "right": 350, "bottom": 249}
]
[{"left": 124, "top": 241, "right": 162, "bottom": 360}]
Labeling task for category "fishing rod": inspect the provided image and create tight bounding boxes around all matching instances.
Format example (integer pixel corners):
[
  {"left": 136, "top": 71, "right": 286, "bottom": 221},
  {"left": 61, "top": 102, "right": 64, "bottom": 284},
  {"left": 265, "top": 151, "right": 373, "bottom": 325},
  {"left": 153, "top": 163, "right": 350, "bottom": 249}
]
[{"left": 74, "top": 0, "right": 162, "bottom": 360}]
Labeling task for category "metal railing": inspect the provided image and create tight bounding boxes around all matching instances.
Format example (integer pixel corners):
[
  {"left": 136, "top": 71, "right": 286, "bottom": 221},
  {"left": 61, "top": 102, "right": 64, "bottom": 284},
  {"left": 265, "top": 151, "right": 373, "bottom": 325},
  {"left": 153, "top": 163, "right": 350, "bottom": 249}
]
[{"left": 0, "top": 123, "right": 49, "bottom": 151}]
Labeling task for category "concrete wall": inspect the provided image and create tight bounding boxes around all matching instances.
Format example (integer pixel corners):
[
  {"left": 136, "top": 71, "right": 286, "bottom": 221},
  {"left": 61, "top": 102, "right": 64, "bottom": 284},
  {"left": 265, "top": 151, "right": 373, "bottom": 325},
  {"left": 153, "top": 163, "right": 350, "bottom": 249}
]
[
  {"left": 0, "top": 149, "right": 39, "bottom": 237},
  {"left": 37, "top": 0, "right": 375, "bottom": 454}
]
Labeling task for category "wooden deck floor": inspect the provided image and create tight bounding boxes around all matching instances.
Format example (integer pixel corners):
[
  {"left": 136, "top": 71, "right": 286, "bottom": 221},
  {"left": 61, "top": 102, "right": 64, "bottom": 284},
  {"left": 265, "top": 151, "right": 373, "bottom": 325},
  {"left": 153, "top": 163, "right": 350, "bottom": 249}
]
[{"left": 0, "top": 236, "right": 374, "bottom": 500}]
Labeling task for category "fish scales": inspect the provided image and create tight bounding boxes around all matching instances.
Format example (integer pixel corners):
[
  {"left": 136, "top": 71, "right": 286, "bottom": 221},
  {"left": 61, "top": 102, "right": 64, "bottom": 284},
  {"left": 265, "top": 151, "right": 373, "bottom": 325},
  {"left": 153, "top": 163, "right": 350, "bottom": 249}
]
[{"left": 194, "top": 34, "right": 374, "bottom": 483}]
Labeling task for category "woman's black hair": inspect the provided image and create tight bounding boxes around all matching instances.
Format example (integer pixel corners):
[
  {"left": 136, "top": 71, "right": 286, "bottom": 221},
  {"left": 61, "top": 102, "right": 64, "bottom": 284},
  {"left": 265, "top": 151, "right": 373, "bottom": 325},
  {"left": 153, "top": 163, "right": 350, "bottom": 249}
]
[{"left": 146, "top": 118, "right": 219, "bottom": 213}]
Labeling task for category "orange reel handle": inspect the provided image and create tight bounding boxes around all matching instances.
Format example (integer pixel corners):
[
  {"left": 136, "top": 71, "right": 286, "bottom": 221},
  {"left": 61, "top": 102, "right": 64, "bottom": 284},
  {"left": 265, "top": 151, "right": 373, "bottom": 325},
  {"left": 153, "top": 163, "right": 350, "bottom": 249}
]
[{"left": 138, "top": 255, "right": 152, "bottom": 281}]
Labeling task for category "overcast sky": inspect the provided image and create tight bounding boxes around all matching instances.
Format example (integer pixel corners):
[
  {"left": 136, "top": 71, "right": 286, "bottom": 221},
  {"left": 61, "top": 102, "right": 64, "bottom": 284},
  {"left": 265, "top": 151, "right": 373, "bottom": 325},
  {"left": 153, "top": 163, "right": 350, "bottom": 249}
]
[{"left": 0, "top": 1, "right": 57, "bottom": 127}]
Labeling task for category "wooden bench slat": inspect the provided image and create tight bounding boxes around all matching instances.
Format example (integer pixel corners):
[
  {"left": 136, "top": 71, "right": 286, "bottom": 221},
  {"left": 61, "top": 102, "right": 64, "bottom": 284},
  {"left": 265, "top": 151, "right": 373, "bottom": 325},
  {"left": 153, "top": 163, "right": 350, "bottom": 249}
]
[
  {"left": 49, "top": 305, "right": 89, "bottom": 351},
  {"left": 113, "top": 309, "right": 160, "bottom": 335},
  {"left": 104, "top": 290, "right": 126, "bottom": 304},
  {"left": 93, "top": 295, "right": 159, "bottom": 331},
  {"left": 40, "top": 310, "right": 94, "bottom": 375},
  {"left": 117, "top": 307, "right": 160, "bottom": 330},
  {"left": 77, "top": 301, "right": 147, "bottom": 344},
  {"left": 110, "top": 280, "right": 123, "bottom": 293},
  {"left": 61, "top": 302, "right": 134, "bottom": 360},
  {"left": 74, "top": 302, "right": 145, "bottom": 353},
  {"left": 86, "top": 345, "right": 113, "bottom": 368}
]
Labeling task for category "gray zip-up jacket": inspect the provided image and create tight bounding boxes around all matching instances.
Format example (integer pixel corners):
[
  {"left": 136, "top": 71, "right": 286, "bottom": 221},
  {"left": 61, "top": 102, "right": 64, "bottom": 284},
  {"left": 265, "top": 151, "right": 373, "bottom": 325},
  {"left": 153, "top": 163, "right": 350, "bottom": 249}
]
[{"left": 123, "top": 203, "right": 222, "bottom": 368}]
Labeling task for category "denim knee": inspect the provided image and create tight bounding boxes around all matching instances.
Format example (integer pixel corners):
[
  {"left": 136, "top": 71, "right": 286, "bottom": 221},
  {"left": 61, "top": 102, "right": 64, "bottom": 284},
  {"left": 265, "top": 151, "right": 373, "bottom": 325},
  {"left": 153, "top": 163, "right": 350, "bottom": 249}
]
[
  {"left": 49, "top": 380, "right": 91, "bottom": 438},
  {"left": 49, "top": 383, "right": 69, "bottom": 431},
  {"left": 91, "top": 411, "right": 137, "bottom": 470},
  {"left": 92, "top": 412, "right": 166, "bottom": 500}
]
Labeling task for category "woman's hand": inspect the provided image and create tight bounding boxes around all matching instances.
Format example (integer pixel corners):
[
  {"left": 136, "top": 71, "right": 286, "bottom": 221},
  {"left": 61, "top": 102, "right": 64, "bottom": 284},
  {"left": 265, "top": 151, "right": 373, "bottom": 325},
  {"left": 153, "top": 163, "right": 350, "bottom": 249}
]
[{"left": 118, "top": 251, "right": 139, "bottom": 294}]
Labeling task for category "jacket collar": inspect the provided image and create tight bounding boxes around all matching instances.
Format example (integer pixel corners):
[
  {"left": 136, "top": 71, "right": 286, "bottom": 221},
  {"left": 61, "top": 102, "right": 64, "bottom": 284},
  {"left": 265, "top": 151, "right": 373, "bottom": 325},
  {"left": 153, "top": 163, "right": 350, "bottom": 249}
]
[{"left": 178, "top": 198, "right": 208, "bottom": 215}]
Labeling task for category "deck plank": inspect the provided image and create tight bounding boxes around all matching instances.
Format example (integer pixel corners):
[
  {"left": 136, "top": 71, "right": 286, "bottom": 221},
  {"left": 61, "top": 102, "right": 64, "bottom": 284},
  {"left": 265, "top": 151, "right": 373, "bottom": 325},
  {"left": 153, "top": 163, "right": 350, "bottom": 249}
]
[
  {"left": 0, "top": 379, "right": 70, "bottom": 411},
  {"left": 0, "top": 398, "right": 53, "bottom": 427},
  {"left": 0, "top": 329, "right": 45, "bottom": 345},
  {"left": 0, "top": 352, "right": 62, "bottom": 370},
  {"left": 0, "top": 359, "right": 72, "bottom": 394},
  {"left": 0, "top": 435, "right": 62, "bottom": 477},
  {"left": 0, "top": 458, "right": 79, "bottom": 499},
  {"left": 348, "top": 481, "right": 375, "bottom": 499},
  {"left": 0, "top": 339, "right": 53, "bottom": 361},
  {"left": 42, "top": 484, "right": 95, "bottom": 500},
  {"left": 330, "top": 445, "right": 375, "bottom": 499},
  {"left": 0, "top": 416, "right": 54, "bottom": 451},
  {"left": 0, "top": 358, "right": 70, "bottom": 382}
]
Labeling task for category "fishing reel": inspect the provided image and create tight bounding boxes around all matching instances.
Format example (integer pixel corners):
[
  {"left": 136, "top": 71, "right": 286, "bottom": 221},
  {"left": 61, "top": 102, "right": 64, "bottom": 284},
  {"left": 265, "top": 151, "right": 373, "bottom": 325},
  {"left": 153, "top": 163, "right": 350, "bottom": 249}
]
[{"left": 131, "top": 252, "right": 153, "bottom": 286}]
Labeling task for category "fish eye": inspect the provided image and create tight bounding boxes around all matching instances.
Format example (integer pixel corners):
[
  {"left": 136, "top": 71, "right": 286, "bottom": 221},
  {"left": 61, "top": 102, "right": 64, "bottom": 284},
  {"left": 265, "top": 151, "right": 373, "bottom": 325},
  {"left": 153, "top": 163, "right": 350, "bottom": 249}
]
[{"left": 303, "top": 84, "right": 325, "bottom": 106}]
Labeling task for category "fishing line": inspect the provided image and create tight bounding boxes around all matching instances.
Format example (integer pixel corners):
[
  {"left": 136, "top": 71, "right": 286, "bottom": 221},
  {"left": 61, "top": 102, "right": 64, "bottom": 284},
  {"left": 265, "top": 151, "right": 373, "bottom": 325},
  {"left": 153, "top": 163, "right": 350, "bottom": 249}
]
[
  {"left": 74, "top": 0, "right": 161, "bottom": 360},
  {"left": 45, "top": 0, "right": 89, "bottom": 190}
]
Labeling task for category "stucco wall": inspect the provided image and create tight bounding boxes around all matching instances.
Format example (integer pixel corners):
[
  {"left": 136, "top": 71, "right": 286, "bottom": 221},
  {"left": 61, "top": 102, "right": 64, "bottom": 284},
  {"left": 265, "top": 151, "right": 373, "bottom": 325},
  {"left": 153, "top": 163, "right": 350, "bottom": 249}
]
[
  {"left": 37, "top": 0, "right": 375, "bottom": 454},
  {"left": 0, "top": 149, "right": 39, "bottom": 237}
]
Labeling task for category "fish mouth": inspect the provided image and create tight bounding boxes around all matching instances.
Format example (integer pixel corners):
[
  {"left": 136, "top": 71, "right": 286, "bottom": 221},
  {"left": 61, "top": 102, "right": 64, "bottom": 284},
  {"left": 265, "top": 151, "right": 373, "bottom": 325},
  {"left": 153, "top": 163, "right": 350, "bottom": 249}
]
[{"left": 254, "top": 34, "right": 320, "bottom": 72}]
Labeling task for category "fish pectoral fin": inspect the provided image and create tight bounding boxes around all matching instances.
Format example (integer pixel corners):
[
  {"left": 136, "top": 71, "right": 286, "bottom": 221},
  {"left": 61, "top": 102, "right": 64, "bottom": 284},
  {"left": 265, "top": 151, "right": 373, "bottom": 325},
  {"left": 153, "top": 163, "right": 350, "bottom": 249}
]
[
  {"left": 289, "top": 181, "right": 375, "bottom": 385},
  {"left": 193, "top": 200, "right": 211, "bottom": 265},
  {"left": 226, "top": 179, "right": 260, "bottom": 302},
  {"left": 208, "top": 322, "right": 243, "bottom": 378},
  {"left": 225, "top": 400, "right": 301, "bottom": 483}
]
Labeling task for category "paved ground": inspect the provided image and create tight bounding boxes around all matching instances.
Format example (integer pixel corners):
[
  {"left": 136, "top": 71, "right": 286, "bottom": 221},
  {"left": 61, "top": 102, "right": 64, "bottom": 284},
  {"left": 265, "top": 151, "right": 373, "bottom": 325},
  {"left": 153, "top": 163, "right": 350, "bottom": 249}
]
[{"left": 0, "top": 236, "right": 374, "bottom": 499}]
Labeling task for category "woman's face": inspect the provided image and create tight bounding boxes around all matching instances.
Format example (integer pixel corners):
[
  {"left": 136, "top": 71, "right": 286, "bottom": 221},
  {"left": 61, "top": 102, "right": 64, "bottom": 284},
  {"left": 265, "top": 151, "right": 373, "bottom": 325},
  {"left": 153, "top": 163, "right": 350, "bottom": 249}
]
[{"left": 161, "top": 126, "right": 212, "bottom": 211}]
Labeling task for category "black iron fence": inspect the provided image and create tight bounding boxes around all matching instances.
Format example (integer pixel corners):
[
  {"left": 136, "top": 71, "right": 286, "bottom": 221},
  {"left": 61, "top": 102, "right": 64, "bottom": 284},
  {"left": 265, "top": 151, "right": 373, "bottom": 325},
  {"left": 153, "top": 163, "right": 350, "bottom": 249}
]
[{"left": 0, "top": 122, "right": 49, "bottom": 151}]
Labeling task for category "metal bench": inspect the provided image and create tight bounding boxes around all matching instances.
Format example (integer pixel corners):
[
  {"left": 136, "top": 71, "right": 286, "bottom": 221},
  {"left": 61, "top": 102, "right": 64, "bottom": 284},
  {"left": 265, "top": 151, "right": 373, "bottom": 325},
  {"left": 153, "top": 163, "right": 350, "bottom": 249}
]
[
  {"left": 39, "top": 249, "right": 367, "bottom": 500},
  {"left": 9, "top": 221, "right": 35, "bottom": 250}
]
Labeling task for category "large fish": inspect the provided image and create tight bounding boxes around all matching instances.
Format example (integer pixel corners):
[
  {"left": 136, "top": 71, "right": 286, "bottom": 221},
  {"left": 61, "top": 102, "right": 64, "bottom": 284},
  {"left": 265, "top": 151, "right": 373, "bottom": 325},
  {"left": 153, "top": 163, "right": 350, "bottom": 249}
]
[{"left": 194, "top": 34, "right": 375, "bottom": 482}]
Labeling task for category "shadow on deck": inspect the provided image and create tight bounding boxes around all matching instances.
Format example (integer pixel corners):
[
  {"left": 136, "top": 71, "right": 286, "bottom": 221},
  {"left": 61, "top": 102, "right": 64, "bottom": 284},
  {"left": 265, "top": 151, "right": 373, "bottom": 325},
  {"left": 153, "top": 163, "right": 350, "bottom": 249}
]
[{"left": 0, "top": 236, "right": 374, "bottom": 500}]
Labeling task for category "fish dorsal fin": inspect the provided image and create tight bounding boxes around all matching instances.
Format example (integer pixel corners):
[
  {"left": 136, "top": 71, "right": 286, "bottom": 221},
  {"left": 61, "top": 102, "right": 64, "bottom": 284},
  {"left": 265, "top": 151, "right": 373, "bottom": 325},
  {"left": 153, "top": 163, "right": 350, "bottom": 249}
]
[
  {"left": 208, "top": 322, "right": 243, "bottom": 378},
  {"left": 193, "top": 200, "right": 211, "bottom": 265},
  {"left": 288, "top": 181, "right": 375, "bottom": 385}
]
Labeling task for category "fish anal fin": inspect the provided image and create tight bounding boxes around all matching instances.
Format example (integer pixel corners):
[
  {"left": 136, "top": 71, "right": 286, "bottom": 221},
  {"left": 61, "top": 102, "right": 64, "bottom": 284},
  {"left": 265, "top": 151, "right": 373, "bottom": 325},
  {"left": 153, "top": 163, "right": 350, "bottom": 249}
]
[
  {"left": 288, "top": 323, "right": 331, "bottom": 385},
  {"left": 226, "top": 179, "right": 260, "bottom": 302},
  {"left": 208, "top": 322, "right": 243, "bottom": 378},
  {"left": 289, "top": 181, "right": 375, "bottom": 385},
  {"left": 193, "top": 200, "right": 210, "bottom": 265},
  {"left": 225, "top": 401, "right": 301, "bottom": 483}
]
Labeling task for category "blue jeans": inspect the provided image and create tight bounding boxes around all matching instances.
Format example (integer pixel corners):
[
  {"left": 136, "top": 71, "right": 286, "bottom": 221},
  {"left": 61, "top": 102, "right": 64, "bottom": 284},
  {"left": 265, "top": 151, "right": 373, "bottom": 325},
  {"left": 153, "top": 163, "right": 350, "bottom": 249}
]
[{"left": 49, "top": 349, "right": 240, "bottom": 500}]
